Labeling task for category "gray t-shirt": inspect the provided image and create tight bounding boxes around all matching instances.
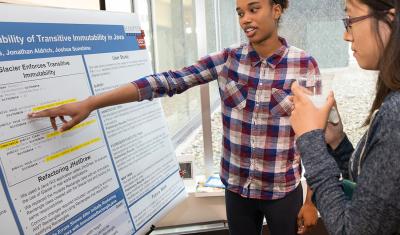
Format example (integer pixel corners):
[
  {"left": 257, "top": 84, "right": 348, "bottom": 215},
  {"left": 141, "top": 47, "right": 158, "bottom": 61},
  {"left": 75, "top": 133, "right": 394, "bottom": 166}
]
[{"left": 297, "top": 91, "right": 400, "bottom": 235}]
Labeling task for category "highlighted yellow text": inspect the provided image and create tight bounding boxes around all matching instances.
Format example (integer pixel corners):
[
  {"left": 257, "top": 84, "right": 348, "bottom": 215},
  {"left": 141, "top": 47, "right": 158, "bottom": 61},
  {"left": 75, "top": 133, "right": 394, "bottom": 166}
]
[
  {"left": 0, "top": 139, "right": 20, "bottom": 150},
  {"left": 44, "top": 138, "right": 101, "bottom": 162},
  {"left": 46, "top": 119, "right": 97, "bottom": 139},
  {"left": 32, "top": 98, "right": 77, "bottom": 112}
]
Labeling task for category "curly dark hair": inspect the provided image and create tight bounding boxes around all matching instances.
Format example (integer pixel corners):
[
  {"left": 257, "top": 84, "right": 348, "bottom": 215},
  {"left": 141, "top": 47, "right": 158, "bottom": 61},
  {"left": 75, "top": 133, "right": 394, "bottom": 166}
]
[
  {"left": 271, "top": 0, "right": 289, "bottom": 12},
  {"left": 270, "top": 0, "right": 289, "bottom": 24}
]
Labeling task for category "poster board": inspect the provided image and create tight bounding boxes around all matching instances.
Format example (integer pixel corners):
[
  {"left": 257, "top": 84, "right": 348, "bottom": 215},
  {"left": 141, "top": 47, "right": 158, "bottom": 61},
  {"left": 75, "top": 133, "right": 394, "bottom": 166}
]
[
  {"left": 0, "top": 4, "right": 187, "bottom": 235},
  {"left": 0, "top": 0, "right": 100, "bottom": 10}
]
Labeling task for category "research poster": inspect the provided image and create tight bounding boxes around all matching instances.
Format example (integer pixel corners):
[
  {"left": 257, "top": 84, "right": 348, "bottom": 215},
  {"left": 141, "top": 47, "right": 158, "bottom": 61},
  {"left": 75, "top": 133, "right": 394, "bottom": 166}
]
[{"left": 0, "top": 4, "right": 186, "bottom": 235}]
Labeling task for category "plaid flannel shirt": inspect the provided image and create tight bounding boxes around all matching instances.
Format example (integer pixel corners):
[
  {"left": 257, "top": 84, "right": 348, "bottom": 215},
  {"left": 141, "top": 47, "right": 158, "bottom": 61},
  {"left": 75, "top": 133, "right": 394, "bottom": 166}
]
[{"left": 133, "top": 38, "right": 319, "bottom": 200}]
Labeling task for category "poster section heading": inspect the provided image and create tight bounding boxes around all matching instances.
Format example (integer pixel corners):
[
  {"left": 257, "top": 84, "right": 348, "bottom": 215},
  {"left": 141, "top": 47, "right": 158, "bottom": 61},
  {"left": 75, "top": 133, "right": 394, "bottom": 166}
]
[{"left": 0, "top": 22, "right": 141, "bottom": 61}]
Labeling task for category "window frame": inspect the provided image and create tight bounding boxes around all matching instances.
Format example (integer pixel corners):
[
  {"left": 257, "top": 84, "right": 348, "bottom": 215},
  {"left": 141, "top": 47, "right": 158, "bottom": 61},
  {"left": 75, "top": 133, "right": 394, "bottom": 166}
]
[{"left": 116, "top": 0, "right": 241, "bottom": 177}]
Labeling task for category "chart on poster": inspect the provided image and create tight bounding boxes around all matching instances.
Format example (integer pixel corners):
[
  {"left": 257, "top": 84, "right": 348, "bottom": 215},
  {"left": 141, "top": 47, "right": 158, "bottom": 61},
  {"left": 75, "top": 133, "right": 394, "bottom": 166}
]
[{"left": 0, "top": 4, "right": 186, "bottom": 235}]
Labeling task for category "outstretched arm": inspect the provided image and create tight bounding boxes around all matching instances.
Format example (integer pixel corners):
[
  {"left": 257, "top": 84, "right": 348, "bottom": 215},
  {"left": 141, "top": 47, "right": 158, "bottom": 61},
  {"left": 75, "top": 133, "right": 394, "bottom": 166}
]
[
  {"left": 28, "top": 83, "right": 139, "bottom": 132},
  {"left": 29, "top": 49, "right": 229, "bottom": 131}
]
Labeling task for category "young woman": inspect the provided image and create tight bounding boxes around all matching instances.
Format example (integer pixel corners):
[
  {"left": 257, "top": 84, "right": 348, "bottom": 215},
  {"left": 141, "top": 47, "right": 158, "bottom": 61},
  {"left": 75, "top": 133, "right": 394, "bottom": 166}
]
[
  {"left": 290, "top": 0, "right": 400, "bottom": 234},
  {"left": 30, "top": 0, "right": 319, "bottom": 234}
]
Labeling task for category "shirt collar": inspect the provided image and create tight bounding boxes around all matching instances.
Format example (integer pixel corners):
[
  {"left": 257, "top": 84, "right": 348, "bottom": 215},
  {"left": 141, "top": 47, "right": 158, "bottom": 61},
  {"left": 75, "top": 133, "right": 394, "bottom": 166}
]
[{"left": 247, "top": 37, "right": 289, "bottom": 68}]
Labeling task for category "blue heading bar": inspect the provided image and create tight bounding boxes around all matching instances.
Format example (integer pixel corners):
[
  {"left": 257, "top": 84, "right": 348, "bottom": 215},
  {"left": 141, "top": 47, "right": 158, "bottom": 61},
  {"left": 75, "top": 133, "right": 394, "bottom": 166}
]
[{"left": 0, "top": 22, "right": 140, "bottom": 61}]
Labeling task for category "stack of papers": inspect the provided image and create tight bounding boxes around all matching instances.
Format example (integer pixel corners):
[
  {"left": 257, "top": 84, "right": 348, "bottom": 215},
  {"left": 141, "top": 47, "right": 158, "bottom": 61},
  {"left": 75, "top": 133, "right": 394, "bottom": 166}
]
[{"left": 195, "top": 174, "right": 225, "bottom": 197}]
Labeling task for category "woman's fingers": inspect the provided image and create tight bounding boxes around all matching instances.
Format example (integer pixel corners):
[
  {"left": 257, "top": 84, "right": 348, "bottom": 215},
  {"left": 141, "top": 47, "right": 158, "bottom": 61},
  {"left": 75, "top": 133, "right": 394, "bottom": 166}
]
[
  {"left": 28, "top": 106, "right": 62, "bottom": 118},
  {"left": 27, "top": 102, "right": 90, "bottom": 132},
  {"left": 291, "top": 82, "right": 311, "bottom": 104},
  {"left": 321, "top": 91, "right": 335, "bottom": 114},
  {"left": 59, "top": 116, "right": 67, "bottom": 124},
  {"left": 48, "top": 116, "right": 71, "bottom": 131},
  {"left": 28, "top": 105, "right": 74, "bottom": 132},
  {"left": 60, "top": 118, "right": 80, "bottom": 132},
  {"left": 50, "top": 117, "right": 57, "bottom": 130}
]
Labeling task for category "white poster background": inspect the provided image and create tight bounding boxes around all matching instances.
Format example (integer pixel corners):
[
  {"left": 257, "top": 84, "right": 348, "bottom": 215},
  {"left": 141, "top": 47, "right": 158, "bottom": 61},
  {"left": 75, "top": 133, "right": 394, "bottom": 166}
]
[{"left": 0, "top": 4, "right": 186, "bottom": 235}]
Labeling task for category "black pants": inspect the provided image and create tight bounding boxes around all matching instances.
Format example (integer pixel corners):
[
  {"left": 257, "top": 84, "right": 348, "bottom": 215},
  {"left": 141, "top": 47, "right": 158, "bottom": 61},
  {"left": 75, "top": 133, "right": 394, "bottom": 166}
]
[{"left": 225, "top": 184, "right": 303, "bottom": 235}]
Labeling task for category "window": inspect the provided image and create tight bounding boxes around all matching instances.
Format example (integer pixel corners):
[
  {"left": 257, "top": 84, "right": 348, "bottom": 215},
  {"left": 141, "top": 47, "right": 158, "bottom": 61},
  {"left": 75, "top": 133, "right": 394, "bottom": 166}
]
[
  {"left": 133, "top": 0, "right": 155, "bottom": 81},
  {"left": 132, "top": 0, "right": 241, "bottom": 176},
  {"left": 209, "top": 0, "right": 241, "bottom": 173},
  {"left": 150, "top": 0, "right": 203, "bottom": 146}
]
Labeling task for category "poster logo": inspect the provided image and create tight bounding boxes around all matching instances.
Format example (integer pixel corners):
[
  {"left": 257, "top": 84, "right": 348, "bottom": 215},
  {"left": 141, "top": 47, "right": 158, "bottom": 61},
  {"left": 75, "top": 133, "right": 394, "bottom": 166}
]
[{"left": 135, "top": 30, "right": 146, "bottom": 49}]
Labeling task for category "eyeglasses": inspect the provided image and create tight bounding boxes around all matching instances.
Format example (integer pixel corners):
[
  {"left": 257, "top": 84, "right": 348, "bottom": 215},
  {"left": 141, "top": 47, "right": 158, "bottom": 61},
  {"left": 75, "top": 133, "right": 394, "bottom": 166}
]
[
  {"left": 342, "top": 14, "right": 374, "bottom": 32},
  {"left": 342, "top": 10, "right": 390, "bottom": 32}
]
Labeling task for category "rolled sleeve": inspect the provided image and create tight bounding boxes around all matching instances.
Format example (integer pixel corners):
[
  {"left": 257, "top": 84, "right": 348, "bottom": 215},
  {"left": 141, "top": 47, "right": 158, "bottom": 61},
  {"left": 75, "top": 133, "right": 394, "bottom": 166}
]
[{"left": 131, "top": 49, "right": 228, "bottom": 102}]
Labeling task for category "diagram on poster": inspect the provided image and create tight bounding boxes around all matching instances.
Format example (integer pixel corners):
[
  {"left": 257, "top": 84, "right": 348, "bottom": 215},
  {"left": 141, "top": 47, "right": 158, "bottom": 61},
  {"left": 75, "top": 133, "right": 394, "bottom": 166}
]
[{"left": 0, "top": 4, "right": 186, "bottom": 235}]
